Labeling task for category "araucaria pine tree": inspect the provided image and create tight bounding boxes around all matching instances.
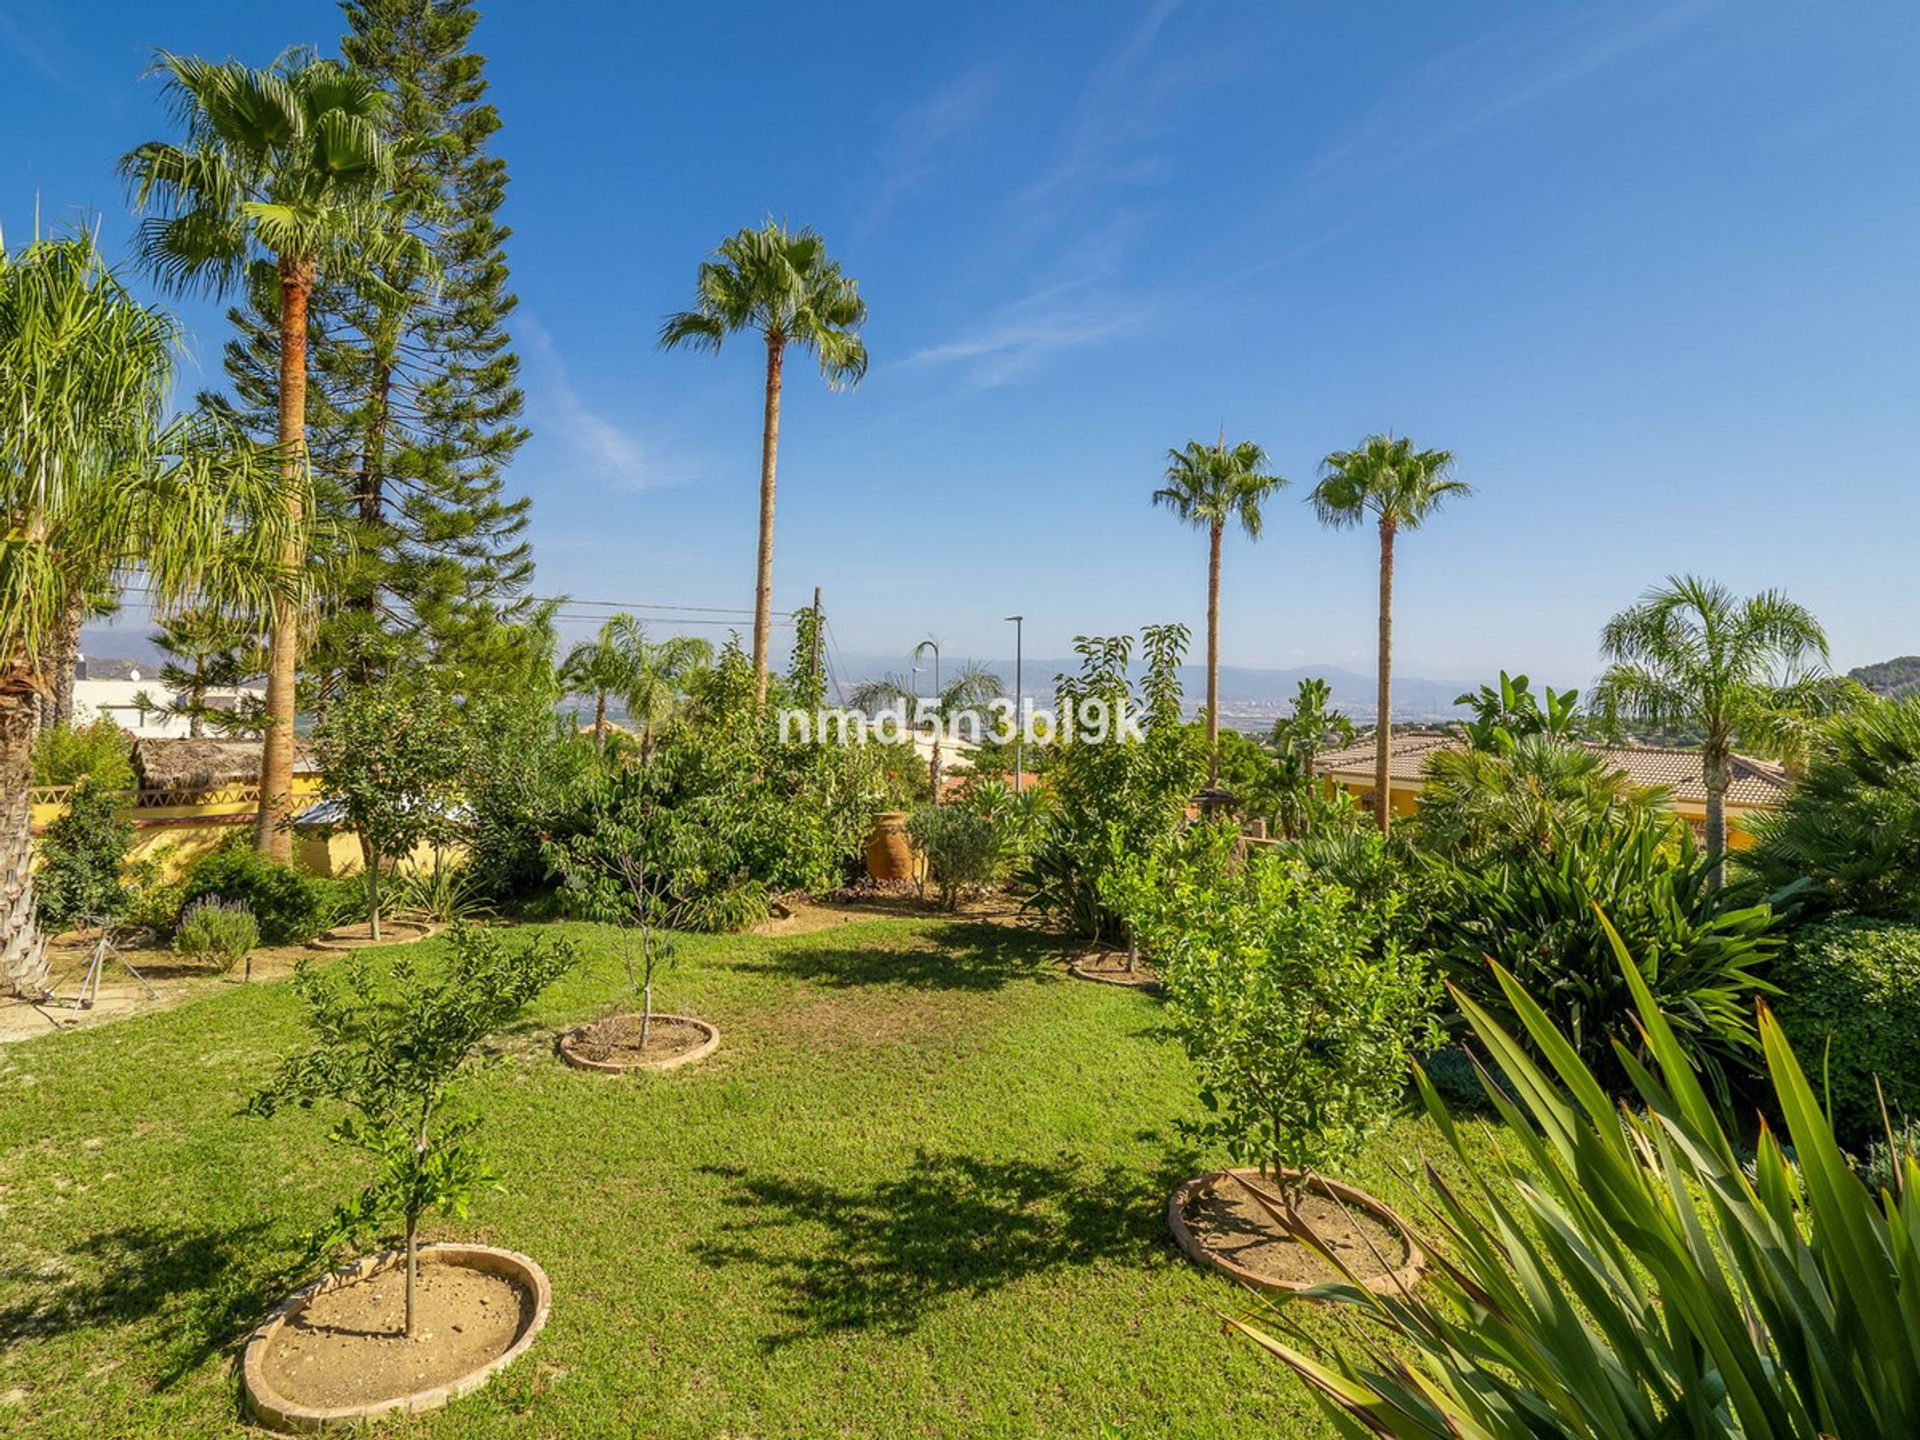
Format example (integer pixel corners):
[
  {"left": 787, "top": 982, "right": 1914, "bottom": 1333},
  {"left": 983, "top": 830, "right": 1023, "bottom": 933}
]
[{"left": 210, "top": 1, "right": 534, "bottom": 697}]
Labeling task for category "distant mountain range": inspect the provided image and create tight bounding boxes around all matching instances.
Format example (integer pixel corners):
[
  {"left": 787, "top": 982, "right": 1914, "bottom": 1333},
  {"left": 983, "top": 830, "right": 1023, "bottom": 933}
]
[
  {"left": 78, "top": 633, "right": 1484, "bottom": 727},
  {"left": 1851, "top": 656, "right": 1920, "bottom": 697},
  {"left": 828, "top": 656, "right": 1481, "bottom": 727}
]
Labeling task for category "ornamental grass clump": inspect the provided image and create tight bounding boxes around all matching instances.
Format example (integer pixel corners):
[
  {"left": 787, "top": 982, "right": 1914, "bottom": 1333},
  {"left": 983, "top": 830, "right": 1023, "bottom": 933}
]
[{"left": 1237, "top": 913, "right": 1920, "bottom": 1440}]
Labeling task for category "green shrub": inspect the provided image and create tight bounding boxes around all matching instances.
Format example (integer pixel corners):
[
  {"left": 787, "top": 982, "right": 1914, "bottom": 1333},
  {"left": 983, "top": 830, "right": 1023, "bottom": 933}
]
[
  {"left": 34, "top": 780, "right": 132, "bottom": 928},
  {"left": 172, "top": 897, "right": 258, "bottom": 970},
  {"left": 1239, "top": 922, "right": 1920, "bottom": 1440},
  {"left": 1742, "top": 694, "right": 1920, "bottom": 922},
  {"left": 30, "top": 717, "right": 135, "bottom": 790},
  {"left": 179, "top": 841, "right": 328, "bottom": 944},
  {"left": 1422, "top": 812, "right": 1779, "bottom": 1097},
  {"left": 124, "top": 877, "right": 189, "bottom": 940},
  {"left": 544, "top": 647, "right": 882, "bottom": 929},
  {"left": 1113, "top": 824, "right": 1439, "bottom": 1201},
  {"left": 1020, "top": 625, "right": 1205, "bottom": 942},
  {"left": 1771, "top": 918, "right": 1920, "bottom": 1143},
  {"left": 907, "top": 803, "right": 1005, "bottom": 910}
]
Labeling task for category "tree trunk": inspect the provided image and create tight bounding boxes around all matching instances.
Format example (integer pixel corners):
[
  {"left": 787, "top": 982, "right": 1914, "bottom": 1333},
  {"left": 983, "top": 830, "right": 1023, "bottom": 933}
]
[
  {"left": 1206, "top": 522, "right": 1222, "bottom": 787},
  {"left": 46, "top": 591, "right": 83, "bottom": 731},
  {"left": 367, "top": 847, "right": 382, "bottom": 944},
  {"left": 752, "top": 333, "right": 785, "bottom": 701},
  {"left": 1702, "top": 740, "right": 1731, "bottom": 891},
  {"left": 255, "top": 257, "right": 312, "bottom": 863},
  {"left": 188, "top": 659, "right": 206, "bottom": 740},
  {"left": 0, "top": 693, "right": 51, "bottom": 999},
  {"left": 1373, "top": 516, "right": 1397, "bottom": 835},
  {"left": 593, "top": 694, "right": 607, "bottom": 751},
  {"left": 404, "top": 1215, "right": 418, "bottom": 1339}
]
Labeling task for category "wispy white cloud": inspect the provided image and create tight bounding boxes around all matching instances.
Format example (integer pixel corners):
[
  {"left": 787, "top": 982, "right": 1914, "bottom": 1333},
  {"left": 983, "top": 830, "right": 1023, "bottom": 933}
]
[
  {"left": 1305, "top": 0, "right": 1721, "bottom": 191},
  {"left": 1016, "top": 0, "right": 1189, "bottom": 221},
  {"left": 903, "top": 276, "right": 1146, "bottom": 387},
  {"left": 521, "top": 316, "right": 686, "bottom": 491},
  {"left": 858, "top": 65, "right": 1000, "bottom": 232}
]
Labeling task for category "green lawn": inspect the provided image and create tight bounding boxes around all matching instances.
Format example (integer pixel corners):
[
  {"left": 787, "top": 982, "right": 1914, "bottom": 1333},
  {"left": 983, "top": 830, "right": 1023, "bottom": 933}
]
[{"left": 0, "top": 914, "right": 1517, "bottom": 1438}]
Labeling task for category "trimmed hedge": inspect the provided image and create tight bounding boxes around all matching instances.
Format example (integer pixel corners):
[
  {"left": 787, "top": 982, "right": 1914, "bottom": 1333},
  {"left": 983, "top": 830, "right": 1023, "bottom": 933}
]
[
  {"left": 1771, "top": 918, "right": 1920, "bottom": 1143},
  {"left": 178, "top": 845, "right": 329, "bottom": 945}
]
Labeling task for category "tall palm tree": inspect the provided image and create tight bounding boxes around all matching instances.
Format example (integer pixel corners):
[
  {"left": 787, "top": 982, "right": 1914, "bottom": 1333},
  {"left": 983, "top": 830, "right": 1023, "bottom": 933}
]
[
  {"left": 123, "top": 48, "right": 424, "bottom": 860},
  {"left": 1593, "top": 574, "right": 1844, "bottom": 887},
  {"left": 0, "top": 232, "right": 299, "bottom": 996},
  {"left": 1310, "top": 434, "right": 1471, "bottom": 835},
  {"left": 849, "top": 661, "right": 1002, "bottom": 801},
  {"left": 659, "top": 221, "right": 867, "bottom": 700},
  {"left": 1153, "top": 433, "right": 1287, "bottom": 786}
]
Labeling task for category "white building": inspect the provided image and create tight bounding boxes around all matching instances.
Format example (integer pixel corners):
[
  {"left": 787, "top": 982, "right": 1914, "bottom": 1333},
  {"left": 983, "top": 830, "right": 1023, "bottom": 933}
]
[{"left": 71, "top": 669, "right": 265, "bottom": 740}]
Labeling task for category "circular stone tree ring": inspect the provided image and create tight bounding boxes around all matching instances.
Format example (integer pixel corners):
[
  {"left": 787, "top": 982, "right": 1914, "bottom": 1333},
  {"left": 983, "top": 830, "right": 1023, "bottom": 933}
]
[
  {"left": 557, "top": 1012, "right": 720, "bottom": 1073},
  {"left": 241, "top": 1242, "right": 551, "bottom": 1434},
  {"left": 1168, "top": 1166, "right": 1426, "bottom": 1297}
]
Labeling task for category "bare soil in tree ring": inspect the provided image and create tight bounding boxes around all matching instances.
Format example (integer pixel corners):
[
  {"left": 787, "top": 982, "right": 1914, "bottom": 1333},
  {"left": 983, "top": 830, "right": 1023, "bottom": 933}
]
[
  {"left": 241, "top": 1244, "right": 549, "bottom": 1433},
  {"left": 558, "top": 1012, "right": 719, "bottom": 1072},
  {"left": 1168, "top": 1167, "right": 1425, "bottom": 1296},
  {"left": 306, "top": 919, "right": 433, "bottom": 952},
  {"left": 1068, "top": 951, "right": 1162, "bottom": 990}
]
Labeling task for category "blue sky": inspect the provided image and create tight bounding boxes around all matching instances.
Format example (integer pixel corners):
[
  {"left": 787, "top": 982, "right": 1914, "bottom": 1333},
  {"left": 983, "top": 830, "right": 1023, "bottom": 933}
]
[{"left": 5, "top": 0, "right": 1918, "bottom": 690}]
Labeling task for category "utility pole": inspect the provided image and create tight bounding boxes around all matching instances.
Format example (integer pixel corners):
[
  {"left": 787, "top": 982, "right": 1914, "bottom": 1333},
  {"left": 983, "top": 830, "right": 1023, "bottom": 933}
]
[{"left": 810, "top": 586, "right": 823, "bottom": 701}]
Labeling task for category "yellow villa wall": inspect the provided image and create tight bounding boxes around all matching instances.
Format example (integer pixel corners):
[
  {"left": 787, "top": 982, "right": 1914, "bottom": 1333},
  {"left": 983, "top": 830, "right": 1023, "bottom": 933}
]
[
  {"left": 29, "top": 777, "right": 361, "bottom": 882},
  {"left": 1325, "top": 776, "right": 1762, "bottom": 848}
]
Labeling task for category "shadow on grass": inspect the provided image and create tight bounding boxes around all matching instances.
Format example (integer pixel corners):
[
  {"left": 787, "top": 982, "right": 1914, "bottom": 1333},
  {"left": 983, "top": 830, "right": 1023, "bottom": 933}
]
[
  {"left": 694, "top": 1143, "right": 1197, "bottom": 1346},
  {"left": 729, "top": 919, "right": 1068, "bottom": 993},
  {"left": 0, "top": 1220, "right": 300, "bottom": 1389}
]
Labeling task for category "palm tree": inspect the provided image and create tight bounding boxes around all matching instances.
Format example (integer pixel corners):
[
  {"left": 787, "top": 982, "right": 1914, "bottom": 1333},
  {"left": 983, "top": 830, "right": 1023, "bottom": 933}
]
[
  {"left": 617, "top": 623, "right": 713, "bottom": 763},
  {"left": 659, "top": 221, "right": 867, "bottom": 700},
  {"left": 1593, "top": 574, "right": 1846, "bottom": 888},
  {"left": 1152, "top": 433, "right": 1287, "bottom": 786},
  {"left": 0, "top": 231, "right": 299, "bottom": 997},
  {"left": 562, "top": 617, "right": 642, "bottom": 752},
  {"left": 560, "top": 615, "right": 711, "bottom": 756},
  {"left": 1310, "top": 434, "right": 1471, "bottom": 835},
  {"left": 849, "top": 661, "right": 1002, "bottom": 801},
  {"left": 124, "top": 48, "right": 424, "bottom": 861}
]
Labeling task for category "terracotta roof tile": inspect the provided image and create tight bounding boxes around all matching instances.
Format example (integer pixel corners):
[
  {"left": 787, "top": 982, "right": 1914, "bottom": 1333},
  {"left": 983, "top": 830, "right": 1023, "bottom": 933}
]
[{"left": 1311, "top": 733, "right": 1787, "bottom": 809}]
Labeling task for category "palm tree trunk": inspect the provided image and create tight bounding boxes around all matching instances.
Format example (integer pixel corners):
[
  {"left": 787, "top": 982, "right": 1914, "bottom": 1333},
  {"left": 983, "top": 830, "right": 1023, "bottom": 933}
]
[
  {"left": 1206, "top": 522, "right": 1222, "bottom": 787},
  {"left": 47, "top": 592, "right": 83, "bottom": 731},
  {"left": 0, "top": 692, "right": 51, "bottom": 999},
  {"left": 752, "top": 333, "right": 785, "bottom": 701},
  {"left": 1373, "top": 515, "right": 1396, "bottom": 835},
  {"left": 1702, "top": 740, "right": 1731, "bottom": 890},
  {"left": 255, "top": 257, "right": 312, "bottom": 863},
  {"left": 594, "top": 694, "right": 608, "bottom": 751}
]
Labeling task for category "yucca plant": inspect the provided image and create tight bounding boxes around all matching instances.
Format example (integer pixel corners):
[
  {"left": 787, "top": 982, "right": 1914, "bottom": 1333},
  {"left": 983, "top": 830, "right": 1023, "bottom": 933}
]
[{"left": 1233, "top": 915, "right": 1920, "bottom": 1439}]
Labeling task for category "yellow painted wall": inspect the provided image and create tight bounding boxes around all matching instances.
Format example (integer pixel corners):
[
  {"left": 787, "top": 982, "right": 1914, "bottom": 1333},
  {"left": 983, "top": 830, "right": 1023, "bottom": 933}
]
[
  {"left": 1328, "top": 776, "right": 1763, "bottom": 847},
  {"left": 31, "top": 777, "right": 340, "bottom": 882}
]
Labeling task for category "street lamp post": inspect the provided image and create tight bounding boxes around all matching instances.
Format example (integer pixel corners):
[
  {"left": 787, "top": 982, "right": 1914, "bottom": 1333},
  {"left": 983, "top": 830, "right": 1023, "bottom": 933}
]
[
  {"left": 913, "top": 638, "right": 941, "bottom": 801},
  {"left": 1003, "top": 615, "right": 1023, "bottom": 793}
]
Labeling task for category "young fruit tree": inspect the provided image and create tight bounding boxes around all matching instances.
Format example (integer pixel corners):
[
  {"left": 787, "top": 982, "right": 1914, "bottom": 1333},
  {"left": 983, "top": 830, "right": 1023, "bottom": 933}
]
[
  {"left": 310, "top": 682, "right": 469, "bottom": 941},
  {"left": 1114, "top": 823, "right": 1438, "bottom": 1215},
  {"left": 249, "top": 924, "right": 575, "bottom": 1337},
  {"left": 544, "top": 773, "right": 675, "bottom": 1049}
]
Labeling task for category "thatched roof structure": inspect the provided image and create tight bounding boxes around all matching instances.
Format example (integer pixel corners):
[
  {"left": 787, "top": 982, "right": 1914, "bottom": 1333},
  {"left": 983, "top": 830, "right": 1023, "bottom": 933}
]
[{"left": 132, "top": 737, "right": 316, "bottom": 791}]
